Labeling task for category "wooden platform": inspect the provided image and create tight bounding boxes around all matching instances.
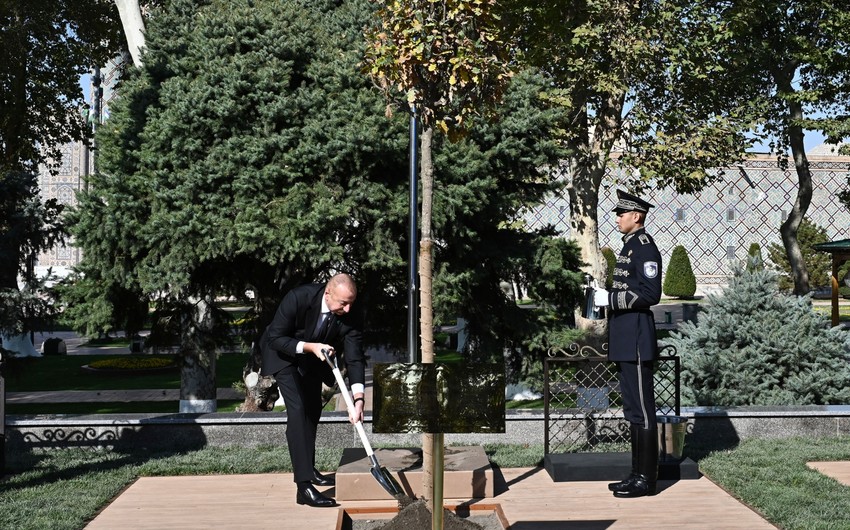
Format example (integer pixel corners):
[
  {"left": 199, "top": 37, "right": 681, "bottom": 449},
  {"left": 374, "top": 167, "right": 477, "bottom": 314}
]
[
  {"left": 807, "top": 461, "right": 850, "bottom": 486},
  {"left": 85, "top": 466, "right": 779, "bottom": 529}
]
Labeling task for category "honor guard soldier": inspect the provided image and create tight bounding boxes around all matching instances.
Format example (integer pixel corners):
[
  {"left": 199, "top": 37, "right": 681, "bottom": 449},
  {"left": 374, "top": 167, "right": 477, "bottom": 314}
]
[{"left": 593, "top": 189, "right": 662, "bottom": 497}]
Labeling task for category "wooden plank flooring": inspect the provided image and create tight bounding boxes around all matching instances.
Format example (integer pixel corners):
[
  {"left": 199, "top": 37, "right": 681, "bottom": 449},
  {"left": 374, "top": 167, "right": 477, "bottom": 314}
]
[
  {"left": 86, "top": 467, "right": 779, "bottom": 529},
  {"left": 807, "top": 461, "right": 850, "bottom": 486}
]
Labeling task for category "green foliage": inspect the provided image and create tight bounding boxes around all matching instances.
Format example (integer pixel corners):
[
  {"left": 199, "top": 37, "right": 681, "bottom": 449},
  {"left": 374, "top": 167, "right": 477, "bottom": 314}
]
[
  {"left": 363, "top": 0, "right": 512, "bottom": 134},
  {"left": 499, "top": 1, "right": 759, "bottom": 193},
  {"left": 0, "top": 2, "right": 122, "bottom": 332},
  {"left": 71, "top": 0, "right": 412, "bottom": 342},
  {"left": 746, "top": 242, "right": 764, "bottom": 272},
  {"left": 663, "top": 267, "right": 850, "bottom": 406},
  {"left": 426, "top": 70, "right": 584, "bottom": 377},
  {"left": 0, "top": 171, "right": 66, "bottom": 335},
  {"left": 766, "top": 218, "right": 832, "bottom": 290},
  {"left": 70, "top": 0, "right": 582, "bottom": 365},
  {"left": 663, "top": 245, "right": 696, "bottom": 298},
  {"left": 601, "top": 247, "right": 616, "bottom": 289},
  {"left": 56, "top": 270, "right": 149, "bottom": 339}
]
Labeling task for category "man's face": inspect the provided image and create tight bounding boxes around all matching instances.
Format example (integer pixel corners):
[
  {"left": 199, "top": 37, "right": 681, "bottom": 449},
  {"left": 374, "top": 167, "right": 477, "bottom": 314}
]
[
  {"left": 616, "top": 210, "right": 641, "bottom": 235},
  {"left": 325, "top": 284, "right": 356, "bottom": 315}
]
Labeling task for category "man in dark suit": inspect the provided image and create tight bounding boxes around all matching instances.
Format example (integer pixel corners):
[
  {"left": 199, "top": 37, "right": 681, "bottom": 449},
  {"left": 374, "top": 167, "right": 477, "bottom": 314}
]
[
  {"left": 593, "top": 190, "right": 662, "bottom": 498},
  {"left": 260, "top": 273, "right": 366, "bottom": 507}
]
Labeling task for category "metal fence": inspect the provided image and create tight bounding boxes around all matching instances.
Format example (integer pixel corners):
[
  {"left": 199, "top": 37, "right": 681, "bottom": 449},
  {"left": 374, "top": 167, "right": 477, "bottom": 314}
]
[{"left": 544, "top": 342, "right": 680, "bottom": 454}]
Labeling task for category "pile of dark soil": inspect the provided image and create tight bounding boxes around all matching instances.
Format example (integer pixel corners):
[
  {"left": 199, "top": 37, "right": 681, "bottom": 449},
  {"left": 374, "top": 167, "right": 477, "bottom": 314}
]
[{"left": 351, "top": 499, "right": 503, "bottom": 530}]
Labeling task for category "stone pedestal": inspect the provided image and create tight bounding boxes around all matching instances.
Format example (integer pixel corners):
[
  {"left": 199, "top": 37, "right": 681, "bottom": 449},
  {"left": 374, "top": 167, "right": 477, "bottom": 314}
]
[{"left": 336, "top": 445, "right": 493, "bottom": 501}]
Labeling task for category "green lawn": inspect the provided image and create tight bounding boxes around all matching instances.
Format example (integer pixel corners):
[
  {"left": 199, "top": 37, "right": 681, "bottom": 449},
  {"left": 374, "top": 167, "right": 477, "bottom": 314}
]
[
  {"left": 3, "top": 352, "right": 249, "bottom": 415},
  {"left": 3, "top": 353, "right": 247, "bottom": 392}
]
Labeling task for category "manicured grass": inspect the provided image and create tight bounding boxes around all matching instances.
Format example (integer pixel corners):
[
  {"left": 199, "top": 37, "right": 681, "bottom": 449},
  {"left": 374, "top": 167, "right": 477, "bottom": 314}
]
[
  {"left": 697, "top": 437, "right": 850, "bottom": 530},
  {"left": 3, "top": 353, "right": 248, "bottom": 392}
]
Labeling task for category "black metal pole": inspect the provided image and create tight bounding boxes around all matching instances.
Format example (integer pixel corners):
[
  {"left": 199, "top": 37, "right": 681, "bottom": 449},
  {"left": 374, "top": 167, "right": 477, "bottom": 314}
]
[
  {"left": 1, "top": 351, "right": 5, "bottom": 475},
  {"left": 408, "top": 104, "right": 419, "bottom": 363}
]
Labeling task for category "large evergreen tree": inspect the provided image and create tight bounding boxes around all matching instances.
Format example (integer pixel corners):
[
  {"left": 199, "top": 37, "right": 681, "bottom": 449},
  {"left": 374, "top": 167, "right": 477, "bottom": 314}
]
[
  {"left": 69, "top": 0, "right": 581, "bottom": 409},
  {"left": 664, "top": 267, "right": 850, "bottom": 406}
]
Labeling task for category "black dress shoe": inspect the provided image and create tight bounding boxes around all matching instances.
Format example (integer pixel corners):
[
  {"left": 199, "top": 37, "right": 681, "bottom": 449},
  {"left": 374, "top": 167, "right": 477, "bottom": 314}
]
[
  {"left": 608, "top": 473, "right": 638, "bottom": 492},
  {"left": 296, "top": 484, "right": 337, "bottom": 507},
  {"left": 312, "top": 468, "right": 335, "bottom": 486},
  {"left": 612, "top": 475, "right": 656, "bottom": 498}
]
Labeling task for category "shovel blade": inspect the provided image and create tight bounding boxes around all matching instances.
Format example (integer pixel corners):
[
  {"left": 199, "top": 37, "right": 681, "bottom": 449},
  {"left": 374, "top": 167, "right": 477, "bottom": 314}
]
[{"left": 370, "top": 465, "right": 405, "bottom": 498}]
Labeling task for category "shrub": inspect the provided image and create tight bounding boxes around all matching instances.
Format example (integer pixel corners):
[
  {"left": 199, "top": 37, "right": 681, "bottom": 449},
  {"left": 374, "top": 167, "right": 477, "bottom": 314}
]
[
  {"left": 601, "top": 247, "right": 616, "bottom": 289},
  {"left": 746, "top": 242, "right": 764, "bottom": 272},
  {"left": 766, "top": 218, "right": 832, "bottom": 290},
  {"left": 663, "top": 245, "right": 696, "bottom": 298},
  {"left": 662, "top": 266, "right": 850, "bottom": 406}
]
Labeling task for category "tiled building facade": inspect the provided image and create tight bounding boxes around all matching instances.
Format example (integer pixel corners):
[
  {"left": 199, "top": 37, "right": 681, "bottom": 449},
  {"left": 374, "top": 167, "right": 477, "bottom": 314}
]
[
  {"left": 525, "top": 146, "right": 850, "bottom": 291},
  {"left": 35, "top": 58, "right": 124, "bottom": 278}
]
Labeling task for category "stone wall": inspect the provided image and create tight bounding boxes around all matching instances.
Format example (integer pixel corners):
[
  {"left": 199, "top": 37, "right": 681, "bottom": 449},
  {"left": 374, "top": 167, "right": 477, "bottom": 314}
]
[{"left": 5, "top": 407, "right": 850, "bottom": 454}]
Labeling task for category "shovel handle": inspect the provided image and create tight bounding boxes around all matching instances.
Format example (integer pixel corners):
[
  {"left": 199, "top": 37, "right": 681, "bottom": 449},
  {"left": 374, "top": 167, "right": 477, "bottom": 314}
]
[{"left": 321, "top": 349, "right": 375, "bottom": 457}]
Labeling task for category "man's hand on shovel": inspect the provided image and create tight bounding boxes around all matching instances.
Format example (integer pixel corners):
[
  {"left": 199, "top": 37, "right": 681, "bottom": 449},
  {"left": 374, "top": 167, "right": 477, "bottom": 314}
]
[{"left": 320, "top": 348, "right": 364, "bottom": 425}]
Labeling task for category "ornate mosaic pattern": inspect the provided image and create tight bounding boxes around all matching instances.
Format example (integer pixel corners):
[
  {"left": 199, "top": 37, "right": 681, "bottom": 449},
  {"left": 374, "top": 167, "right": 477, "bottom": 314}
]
[{"left": 526, "top": 155, "right": 850, "bottom": 288}]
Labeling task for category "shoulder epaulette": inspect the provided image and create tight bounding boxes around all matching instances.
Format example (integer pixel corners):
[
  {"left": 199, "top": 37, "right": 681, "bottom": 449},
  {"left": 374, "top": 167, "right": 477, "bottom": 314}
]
[{"left": 639, "top": 234, "right": 650, "bottom": 245}]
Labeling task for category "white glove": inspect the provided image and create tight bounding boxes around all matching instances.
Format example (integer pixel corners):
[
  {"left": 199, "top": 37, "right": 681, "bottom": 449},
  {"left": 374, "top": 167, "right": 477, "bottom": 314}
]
[{"left": 593, "top": 288, "right": 609, "bottom": 307}]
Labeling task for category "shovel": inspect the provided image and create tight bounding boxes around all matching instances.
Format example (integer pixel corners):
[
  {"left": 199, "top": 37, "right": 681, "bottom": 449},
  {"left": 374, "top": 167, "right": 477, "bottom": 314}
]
[{"left": 320, "top": 349, "right": 406, "bottom": 500}]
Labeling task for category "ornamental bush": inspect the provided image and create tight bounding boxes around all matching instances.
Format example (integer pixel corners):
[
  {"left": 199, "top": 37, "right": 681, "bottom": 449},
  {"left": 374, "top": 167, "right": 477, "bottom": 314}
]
[
  {"left": 662, "top": 266, "right": 850, "bottom": 406},
  {"left": 662, "top": 245, "right": 696, "bottom": 298},
  {"left": 601, "top": 247, "right": 616, "bottom": 289},
  {"left": 767, "top": 218, "right": 831, "bottom": 290},
  {"left": 746, "top": 242, "right": 764, "bottom": 272}
]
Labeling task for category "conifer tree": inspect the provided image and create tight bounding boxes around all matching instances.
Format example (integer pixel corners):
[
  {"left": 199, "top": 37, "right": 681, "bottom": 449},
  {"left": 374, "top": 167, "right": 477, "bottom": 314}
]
[
  {"left": 663, "top": 267, "right": 850, "bottom": 406},
  {"left": 663, "top": 245, "right": 696, "bottom": 299},
  {"left": 601, "top": 247, "right": 616, "bottom": 289},
  {"left": 746, "top": 242, "right": 764, "bottom": 272},
  {"left": 767, "top": 218, "right": 831, "bottom": 291}
]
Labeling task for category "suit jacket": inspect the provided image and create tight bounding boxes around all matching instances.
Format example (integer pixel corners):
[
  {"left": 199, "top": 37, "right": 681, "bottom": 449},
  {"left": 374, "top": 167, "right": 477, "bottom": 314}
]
[
  {"left": 607, "top": 227, "right": 662, "bottom": 362},
  {"left": 259, "top": 283, "right": 366, "bottom": 388}
]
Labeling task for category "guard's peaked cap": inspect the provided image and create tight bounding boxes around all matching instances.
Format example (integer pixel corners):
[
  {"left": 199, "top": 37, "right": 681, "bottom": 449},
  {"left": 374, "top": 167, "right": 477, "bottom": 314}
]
[{"left": 612, "top": 189, "right": 654, "bottom": 213}]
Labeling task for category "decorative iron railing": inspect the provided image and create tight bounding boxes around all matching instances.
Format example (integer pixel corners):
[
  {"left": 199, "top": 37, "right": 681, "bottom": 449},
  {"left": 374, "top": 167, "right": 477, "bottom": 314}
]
[{"left": 544, "top": 342, "right": 680, "bottom": 454}]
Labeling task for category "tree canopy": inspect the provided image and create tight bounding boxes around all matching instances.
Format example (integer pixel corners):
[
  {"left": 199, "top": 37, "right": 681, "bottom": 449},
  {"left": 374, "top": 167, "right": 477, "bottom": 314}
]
[
  {"left": 723, "top": 0, "right": 850, "bottom": 294},
  {"left": 0, "top": 0, "right": 123, "bottom": 335},
  {"left": 69, "top": 0, "right": 581, "bottom": 361},
  {"left": 498, "top": 0, "right": 764, "bottom": 311}
]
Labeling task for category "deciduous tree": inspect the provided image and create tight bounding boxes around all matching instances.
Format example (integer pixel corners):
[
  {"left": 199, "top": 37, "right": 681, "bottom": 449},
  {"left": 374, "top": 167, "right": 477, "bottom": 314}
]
[
  {"left": 0, "top": 0, "right": 122, "bottom": 342},
  {"left": 726, "top": 1, "right": 850, "bottom": 295},
  {"left": 500, "top": 0, "right": 761, "bottom": 329}
]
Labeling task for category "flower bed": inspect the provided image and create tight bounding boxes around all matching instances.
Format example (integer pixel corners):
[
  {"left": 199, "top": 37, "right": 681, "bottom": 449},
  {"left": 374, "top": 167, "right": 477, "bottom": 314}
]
[{"left": 82, "top": 355, "right": 179, "bottom": 375}]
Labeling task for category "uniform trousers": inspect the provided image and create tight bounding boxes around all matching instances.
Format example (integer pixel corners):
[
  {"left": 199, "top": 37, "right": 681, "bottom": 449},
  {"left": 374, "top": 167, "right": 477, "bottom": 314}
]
[{"left": 617, "top": 357, "right": 656, "bottom": 429}]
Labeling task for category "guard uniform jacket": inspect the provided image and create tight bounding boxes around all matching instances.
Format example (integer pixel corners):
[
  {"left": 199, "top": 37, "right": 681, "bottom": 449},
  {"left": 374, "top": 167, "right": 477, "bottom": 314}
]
[{"left": 606, "top": 227, "right": 662, "bottom": 362}]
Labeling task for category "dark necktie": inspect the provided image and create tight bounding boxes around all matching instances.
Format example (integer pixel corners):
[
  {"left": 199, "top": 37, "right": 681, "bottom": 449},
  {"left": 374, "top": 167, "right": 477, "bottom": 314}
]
[{"left": 315, "top": 313, "right": 334, "bottom": 341}]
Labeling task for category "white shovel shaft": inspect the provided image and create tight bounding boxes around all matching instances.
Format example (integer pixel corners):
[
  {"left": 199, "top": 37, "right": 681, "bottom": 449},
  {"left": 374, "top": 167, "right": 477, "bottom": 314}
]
[{"left": 328, "top": 358, "right": 375, "bottom": 458}]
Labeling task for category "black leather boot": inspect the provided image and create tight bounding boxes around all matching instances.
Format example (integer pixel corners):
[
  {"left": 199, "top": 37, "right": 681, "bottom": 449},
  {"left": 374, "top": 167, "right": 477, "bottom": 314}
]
[
  {"left": 608, "top": 423, "right": 639, "bottom": 492},
  {"left": 613, "top": 426, "right": 658, "bottom": 498}
]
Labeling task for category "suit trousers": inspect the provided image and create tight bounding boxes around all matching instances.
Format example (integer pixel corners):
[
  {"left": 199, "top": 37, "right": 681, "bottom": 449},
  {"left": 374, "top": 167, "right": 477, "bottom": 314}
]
[
  {"left": 617, "top": 358, "right": 656, "bottom": 429},
  {"left": 274, "top": 363, "right": 324, "bottom": 484}
]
